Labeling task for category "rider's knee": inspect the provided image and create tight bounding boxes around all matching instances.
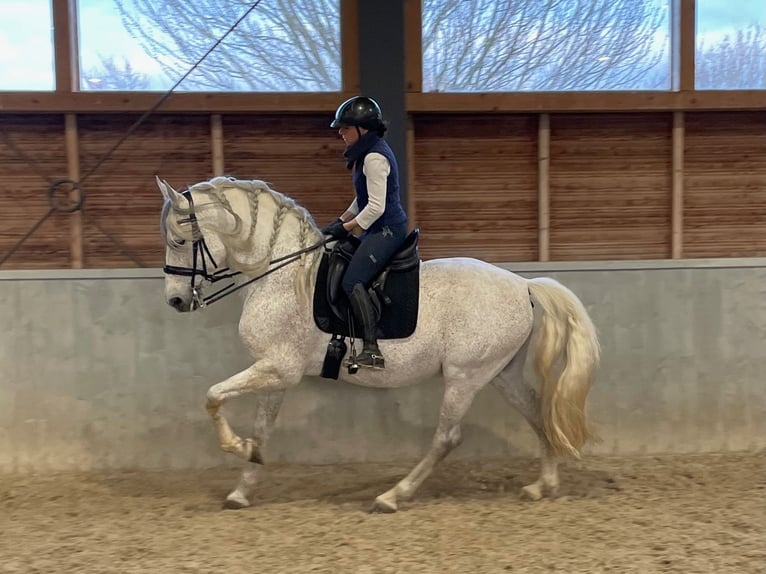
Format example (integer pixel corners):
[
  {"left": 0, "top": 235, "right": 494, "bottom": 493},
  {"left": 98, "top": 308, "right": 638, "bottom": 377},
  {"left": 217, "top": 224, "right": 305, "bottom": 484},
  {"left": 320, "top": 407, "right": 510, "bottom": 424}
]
[{"left": 341, "top": 276, "right": 362, "bottom": 297}]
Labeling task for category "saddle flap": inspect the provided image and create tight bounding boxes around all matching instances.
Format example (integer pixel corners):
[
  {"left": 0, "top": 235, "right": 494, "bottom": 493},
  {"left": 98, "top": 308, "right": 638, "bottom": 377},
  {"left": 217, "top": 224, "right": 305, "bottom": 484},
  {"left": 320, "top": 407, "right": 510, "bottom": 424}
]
[
  {"left": 325, "top": 228, "right": 420, "bottom": 318},
  {"left": 313, "top": 233, "right": 420, "bottom": 342},
  {"left": 326, "top": 237, "right": 360, "bottom": 305}
]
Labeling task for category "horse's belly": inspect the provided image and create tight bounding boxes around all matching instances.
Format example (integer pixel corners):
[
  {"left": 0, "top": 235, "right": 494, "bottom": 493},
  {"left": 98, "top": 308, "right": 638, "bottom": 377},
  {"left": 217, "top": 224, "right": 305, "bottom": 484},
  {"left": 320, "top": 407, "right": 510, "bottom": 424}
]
[{"left": 335, "top": 258, "right": 533, "bottom": 387}]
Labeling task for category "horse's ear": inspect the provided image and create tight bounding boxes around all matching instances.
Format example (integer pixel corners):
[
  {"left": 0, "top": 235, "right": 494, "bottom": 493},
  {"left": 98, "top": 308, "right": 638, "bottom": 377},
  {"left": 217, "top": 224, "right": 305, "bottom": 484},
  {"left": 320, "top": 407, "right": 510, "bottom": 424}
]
[
  {"left": 156, "top": 176, "right": 169, "bottom": 200},
  {"left": 157, "top": 177, "right": 185, "bottom": 209}
]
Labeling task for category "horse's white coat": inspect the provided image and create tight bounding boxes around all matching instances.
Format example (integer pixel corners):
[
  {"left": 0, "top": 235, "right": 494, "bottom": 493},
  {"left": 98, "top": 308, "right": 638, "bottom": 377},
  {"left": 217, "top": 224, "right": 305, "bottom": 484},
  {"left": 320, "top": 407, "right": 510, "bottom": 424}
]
[{"left": 159, "top": 176, "right": 600, "bottom": 511}]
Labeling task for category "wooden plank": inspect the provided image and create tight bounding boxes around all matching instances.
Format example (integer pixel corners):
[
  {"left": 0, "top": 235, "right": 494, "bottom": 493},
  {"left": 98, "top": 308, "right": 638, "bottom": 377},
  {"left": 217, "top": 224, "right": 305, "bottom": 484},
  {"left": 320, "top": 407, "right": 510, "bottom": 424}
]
[
  {"left": 2, "top": 91, "right": 764, "bottom": 115},
  {"left": 76, "top": 114, "right": 213, "bottom": 268},
  {"left": 412, "top": 115, "right": 539, "bottom": 261},
  {"left": 0, "top": 115, "right": 70, "bottom": 269},
  {"left": 683, "top": 112, "right": 766, "bottom": 258},
  {"left": 404, "top": 0, "right": 422, "bottom": 93},
  {"left": 677, "top": 0, "right": 695, "bottom": 91},
  {"left": 210, "top": 114, "right": 224, "bottom": 175},
  {"left": 340, "top": 0, "right": 360, "bottom": 93},
  {"left": 52, "top": 0, "right": 78, "bottom": 92},
  {"left": 65, "top": 114, "right": 83, "bottom": 268},
  {"left": 0, "top": 93, "right": 350, "bottom": 114},
  {"left": 671, "top": 111, "right": 684, "bottom": 258},
  {"left": 405, "top": 115, "right": 418, "bottom": 230},
  {"left": 222, "top": 114, "right": 351, "bottom": 231},
  {"left": 549, "top": 113, "right": 673, "bottom": 260},
  {"left": 408, "top": 91, "right": 766, "bottom": 113},
  {"left": 538, "top": 114, "right": 550, "bottom": 261},
  {"left": 4, "top": 110, "right": 763, "bottom": 269}
]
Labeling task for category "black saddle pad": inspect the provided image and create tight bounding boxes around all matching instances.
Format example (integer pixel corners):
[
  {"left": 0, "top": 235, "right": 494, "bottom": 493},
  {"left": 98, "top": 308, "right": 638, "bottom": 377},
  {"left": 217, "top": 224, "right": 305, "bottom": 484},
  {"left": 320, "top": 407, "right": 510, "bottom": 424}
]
[{"left": 312, "top": 231, "right": 420, "bottom": 340}]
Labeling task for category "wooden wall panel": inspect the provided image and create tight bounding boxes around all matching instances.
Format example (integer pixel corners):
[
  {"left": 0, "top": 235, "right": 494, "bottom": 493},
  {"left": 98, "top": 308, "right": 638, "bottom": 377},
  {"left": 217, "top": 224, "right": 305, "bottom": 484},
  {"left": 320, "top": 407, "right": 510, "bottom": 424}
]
[
  {"left": 549, "top": 114, "right": 673, "bottom": 260},
  {"left": 77, "top": 115, "right": 212, "bottom": 268},
  {"left": 2, "top": 110, "right": 763, "bottom": 269},
  {"left": 684, "top": 112, "right": 766, "bottom": 258},
  {"left": 0, "top": 115, "right": 70, "bottom": 269},
  {"left": 223, "top": 115, "right": 352, "bottom": 230},
  {"left": 412, "top": 115, "right": 538, "bottom": 261}
]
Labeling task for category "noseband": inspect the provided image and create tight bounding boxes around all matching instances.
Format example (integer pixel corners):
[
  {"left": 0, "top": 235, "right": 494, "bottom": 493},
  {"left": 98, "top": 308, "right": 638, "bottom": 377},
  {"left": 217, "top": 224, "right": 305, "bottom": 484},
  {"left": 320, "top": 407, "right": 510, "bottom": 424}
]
[
  {"left": 161, "top": 190, "right": 237, "bottom": 308},
  {"left": 162, "top": 189, "right": 329, "bottom": 309}
]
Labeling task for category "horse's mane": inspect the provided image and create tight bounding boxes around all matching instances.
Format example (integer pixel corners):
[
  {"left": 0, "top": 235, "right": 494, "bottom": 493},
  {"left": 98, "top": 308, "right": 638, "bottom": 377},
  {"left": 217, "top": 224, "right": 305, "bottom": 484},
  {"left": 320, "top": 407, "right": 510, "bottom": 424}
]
[{"left": 162, "top": 176, "right": 322, "bottom": 308}]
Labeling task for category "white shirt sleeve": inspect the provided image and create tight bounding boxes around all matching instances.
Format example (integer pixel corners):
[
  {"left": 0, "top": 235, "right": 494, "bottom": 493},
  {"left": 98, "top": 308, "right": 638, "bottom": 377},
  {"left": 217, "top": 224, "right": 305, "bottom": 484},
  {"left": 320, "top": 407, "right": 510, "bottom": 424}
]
[
  {"left": 346, "top": 197, "right": 359, "bottom": 215},
  {"left": 355, "top": 152, "right": 390, "bottom": 230}
]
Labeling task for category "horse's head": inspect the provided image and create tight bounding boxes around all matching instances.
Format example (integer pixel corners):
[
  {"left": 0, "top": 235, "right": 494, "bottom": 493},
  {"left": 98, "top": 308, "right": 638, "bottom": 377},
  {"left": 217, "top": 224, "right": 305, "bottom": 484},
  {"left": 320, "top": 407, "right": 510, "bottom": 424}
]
[
  {"left": 157, "top": 177, "right": 233, "bottom": 312},
  {"left": 158, "top": 175, "right": 323, "bottom": 314}
]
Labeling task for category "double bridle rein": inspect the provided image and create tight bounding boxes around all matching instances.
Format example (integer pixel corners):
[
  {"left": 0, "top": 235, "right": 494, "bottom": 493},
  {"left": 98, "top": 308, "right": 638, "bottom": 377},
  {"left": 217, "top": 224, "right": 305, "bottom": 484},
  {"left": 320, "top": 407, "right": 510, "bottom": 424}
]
[{"left": 162, "top": 190, "right": 329, "bottom": 309}]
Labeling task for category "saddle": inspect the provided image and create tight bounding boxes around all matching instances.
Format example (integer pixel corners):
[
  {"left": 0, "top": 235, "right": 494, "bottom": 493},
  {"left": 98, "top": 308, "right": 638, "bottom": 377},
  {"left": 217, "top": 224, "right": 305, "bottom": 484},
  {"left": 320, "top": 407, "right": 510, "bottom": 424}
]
[{"left": 312, "top": 228, "right": 421, "bottom": 341}]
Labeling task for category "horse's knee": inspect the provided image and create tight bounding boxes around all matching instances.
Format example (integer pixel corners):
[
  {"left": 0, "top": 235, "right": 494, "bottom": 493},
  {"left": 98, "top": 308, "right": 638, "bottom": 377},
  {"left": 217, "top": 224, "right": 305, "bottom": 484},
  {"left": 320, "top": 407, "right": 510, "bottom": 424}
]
[{"left": 206, "top": 389, "right": 222, "bottom": 414}]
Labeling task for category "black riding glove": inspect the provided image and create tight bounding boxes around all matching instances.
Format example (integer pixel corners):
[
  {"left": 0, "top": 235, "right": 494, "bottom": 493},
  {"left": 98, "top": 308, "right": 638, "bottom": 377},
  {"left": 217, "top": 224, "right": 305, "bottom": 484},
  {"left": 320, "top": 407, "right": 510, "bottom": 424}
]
[{"left": 322, "top": 218, "right": 349, "bottom": 240}]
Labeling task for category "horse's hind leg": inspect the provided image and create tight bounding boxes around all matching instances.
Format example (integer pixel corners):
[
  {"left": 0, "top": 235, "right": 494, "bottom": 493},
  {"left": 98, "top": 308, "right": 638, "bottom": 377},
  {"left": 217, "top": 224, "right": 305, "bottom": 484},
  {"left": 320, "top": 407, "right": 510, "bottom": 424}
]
[
  {"left": 492, "top": 338, "right": 560, "bottom": 500},
  {"left": 371, "top": 373, "right": 487, "bottom": 513},
  {"left": 223, "top": 390, "right": 285, "bottom": 510}
]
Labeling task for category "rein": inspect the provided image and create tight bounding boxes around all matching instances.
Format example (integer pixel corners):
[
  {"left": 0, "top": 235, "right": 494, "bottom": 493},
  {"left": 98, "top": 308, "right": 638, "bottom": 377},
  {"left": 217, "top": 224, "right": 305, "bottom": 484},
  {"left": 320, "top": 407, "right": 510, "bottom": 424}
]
[
  {"left": 162, "top": 190, "right": 330, "bottom": 309},
  {"left": 201, "top": 238, "right": 330, "bottom": 307}
]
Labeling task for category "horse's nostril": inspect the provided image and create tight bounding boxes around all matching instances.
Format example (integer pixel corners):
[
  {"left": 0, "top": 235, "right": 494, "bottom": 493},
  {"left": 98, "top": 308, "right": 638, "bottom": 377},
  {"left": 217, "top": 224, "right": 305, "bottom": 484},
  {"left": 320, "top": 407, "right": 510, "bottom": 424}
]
[{"left": 169, "top": 296, "right": 185, "bottom": 310}]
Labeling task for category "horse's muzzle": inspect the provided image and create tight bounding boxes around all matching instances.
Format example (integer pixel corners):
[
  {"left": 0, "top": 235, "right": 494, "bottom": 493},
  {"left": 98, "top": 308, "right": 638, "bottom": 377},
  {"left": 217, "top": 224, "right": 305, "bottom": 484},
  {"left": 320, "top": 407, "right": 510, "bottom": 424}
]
[{"left": 169, "top": 296, "right": 191, "bottom": 312}]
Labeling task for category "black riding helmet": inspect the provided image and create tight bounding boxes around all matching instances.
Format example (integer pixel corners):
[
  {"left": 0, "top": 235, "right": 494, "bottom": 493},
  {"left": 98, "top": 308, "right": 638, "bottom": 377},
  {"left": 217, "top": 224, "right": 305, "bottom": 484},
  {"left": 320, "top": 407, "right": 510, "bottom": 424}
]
[{"left": 330, "top": 96, "right": 383, "bottom": 130}]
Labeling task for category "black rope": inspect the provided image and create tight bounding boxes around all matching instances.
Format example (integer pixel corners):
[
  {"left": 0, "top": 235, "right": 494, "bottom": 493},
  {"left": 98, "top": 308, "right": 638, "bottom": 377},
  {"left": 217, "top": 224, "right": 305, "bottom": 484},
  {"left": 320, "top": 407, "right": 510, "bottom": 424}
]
[
  {"left": 0, "top": 128, "right": 55, "bottom": 185},
  {"left": 81, "top": 212, "right": 147, "bottom": 268},
  {"left": 78, "top": 0, "right": 264, "bottom": 185},
  {"left": 0, "top": 208, "right": 55, "bottom": 267},
  {"left": 0, "top": 1, "right": 263, "bottom": 268},
  {"left": 0, "top": 127, "right": 60, "bottom": 266}
]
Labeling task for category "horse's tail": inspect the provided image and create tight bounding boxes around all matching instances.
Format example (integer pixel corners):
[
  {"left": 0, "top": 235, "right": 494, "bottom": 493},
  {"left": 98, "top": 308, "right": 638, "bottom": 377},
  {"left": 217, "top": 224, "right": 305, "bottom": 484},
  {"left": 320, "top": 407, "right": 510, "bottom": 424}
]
[{"left": 526, "top": 277, "right": 600, "bottom": 459}]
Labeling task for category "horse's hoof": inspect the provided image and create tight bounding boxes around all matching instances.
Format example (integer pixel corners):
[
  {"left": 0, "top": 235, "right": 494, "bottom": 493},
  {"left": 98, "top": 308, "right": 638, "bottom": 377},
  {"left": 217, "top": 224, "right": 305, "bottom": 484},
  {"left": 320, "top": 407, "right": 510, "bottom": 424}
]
[
  {"left": 520, "top": 483, "right": 543, "bottom": 501},
  {"left": 370, "top": 494, "right": 398, "bottom": 513},
  {"left": 222, "top": 495, "right": 251, "bottom": 510}
]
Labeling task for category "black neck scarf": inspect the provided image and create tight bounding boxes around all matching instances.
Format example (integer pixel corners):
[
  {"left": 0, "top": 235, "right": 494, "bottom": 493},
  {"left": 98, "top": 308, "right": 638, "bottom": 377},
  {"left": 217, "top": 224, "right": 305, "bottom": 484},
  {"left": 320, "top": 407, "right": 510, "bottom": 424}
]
[{"left": 343, "top": 131, "right": 381, "bottom": 169}]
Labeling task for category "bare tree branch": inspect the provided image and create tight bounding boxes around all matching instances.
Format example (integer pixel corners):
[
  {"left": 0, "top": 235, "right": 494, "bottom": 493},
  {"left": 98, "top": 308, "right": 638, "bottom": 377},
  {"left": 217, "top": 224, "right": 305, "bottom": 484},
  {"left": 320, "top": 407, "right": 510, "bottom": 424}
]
[
  {"left": 423, "top": 0, "right": 667, "bottom": 91},
  {"left": 697, "top": 25, "right": 766, "bottom": 89},
  {"left": 83, "top": 56, "right": 152, "bottom": 90},
  {"left": 81, "top": 0, "right": 762, "bottom": 93},
  {"left": 113, "top": 0, "right": 340, "bottom": 91}
]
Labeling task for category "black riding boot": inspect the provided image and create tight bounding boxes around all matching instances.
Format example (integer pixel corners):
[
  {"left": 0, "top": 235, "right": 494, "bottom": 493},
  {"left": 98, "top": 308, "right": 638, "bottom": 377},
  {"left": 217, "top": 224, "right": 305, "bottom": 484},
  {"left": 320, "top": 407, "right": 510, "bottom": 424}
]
[{"left": 348, "top": 283, "right": 385, "bottom": 369}]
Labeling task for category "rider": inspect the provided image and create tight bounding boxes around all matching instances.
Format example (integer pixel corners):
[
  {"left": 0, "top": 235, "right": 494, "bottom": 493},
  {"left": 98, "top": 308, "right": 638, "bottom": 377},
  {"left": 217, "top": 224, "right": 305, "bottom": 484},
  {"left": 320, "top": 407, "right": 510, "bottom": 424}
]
[{"left": 322, "top": 96, "right": 409, "bottom": 369}]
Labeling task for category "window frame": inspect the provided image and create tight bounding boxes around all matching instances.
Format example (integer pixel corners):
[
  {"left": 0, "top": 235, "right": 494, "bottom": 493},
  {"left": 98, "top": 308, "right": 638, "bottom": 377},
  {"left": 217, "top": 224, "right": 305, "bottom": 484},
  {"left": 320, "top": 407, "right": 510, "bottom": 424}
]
[
  {"left": 407, "top": 0, "right": 764, "bottom": 113},
  {"left": 0, "top": 0, "right": 762, "bottom": 113},
  {"left": 0, "top": 0, "right": 358, "bottom": 112}
]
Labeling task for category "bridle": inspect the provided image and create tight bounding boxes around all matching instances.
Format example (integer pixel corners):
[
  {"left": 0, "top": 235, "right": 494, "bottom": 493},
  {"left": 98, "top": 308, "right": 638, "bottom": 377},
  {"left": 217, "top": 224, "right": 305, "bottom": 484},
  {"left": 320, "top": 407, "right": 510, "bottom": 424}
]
[{"left": 162, "top": 189, "right": 329, "bottom": 309}]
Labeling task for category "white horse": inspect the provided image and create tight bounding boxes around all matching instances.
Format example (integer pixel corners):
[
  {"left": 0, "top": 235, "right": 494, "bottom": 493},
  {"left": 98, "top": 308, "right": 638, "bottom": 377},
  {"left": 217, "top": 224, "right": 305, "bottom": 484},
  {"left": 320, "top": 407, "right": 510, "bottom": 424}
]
[{"left": 158, "top": 175, "right": 600, "bottom": 512}]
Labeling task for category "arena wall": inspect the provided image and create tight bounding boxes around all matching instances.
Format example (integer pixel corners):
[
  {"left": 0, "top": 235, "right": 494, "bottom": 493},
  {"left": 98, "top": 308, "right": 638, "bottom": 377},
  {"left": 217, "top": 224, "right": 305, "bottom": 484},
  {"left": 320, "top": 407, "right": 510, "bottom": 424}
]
[{"left": 1, "top": 258, "right": 764, "bottom": 473}]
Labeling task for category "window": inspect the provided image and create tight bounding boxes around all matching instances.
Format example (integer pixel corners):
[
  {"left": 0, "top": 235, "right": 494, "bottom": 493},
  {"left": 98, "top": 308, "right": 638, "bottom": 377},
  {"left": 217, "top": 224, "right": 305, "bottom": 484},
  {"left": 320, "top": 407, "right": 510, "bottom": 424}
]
[
  {"left": 696, "top": 0, "right": 766, "bottom": 89},
  {"left": 77, "top": 0, "right": 341, "bottom": 92},
  {"left": 0, "top": 0, "right": 54, "bottom": 90},
  {"left": 422, "top": 0, "right": 671, "bottom": 92}
]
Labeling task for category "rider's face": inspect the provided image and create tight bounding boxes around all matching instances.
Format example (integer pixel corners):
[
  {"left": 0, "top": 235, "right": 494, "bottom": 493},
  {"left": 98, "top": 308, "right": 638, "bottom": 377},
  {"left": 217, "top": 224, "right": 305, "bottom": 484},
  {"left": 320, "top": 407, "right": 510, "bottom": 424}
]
[{"left": 338, "top": 125, "right": 367, "bottom": 147}]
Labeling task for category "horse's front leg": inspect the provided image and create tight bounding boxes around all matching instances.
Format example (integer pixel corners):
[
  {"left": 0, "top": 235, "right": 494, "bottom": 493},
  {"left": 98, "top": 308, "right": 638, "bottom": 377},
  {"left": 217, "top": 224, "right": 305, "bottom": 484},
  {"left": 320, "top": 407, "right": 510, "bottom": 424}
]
[
  {"left": 205, "top": 360, "right": 298, "bottom": 464},
  {"left": 223, "top": 389, "right": 286, "bottom": 510}
]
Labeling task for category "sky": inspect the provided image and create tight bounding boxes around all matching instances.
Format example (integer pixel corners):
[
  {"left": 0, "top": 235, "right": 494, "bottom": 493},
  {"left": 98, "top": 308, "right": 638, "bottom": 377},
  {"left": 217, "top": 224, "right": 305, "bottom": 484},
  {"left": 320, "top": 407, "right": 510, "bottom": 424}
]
[{"left": 0, "top": 0, "right": 764, "bottom": 91}]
